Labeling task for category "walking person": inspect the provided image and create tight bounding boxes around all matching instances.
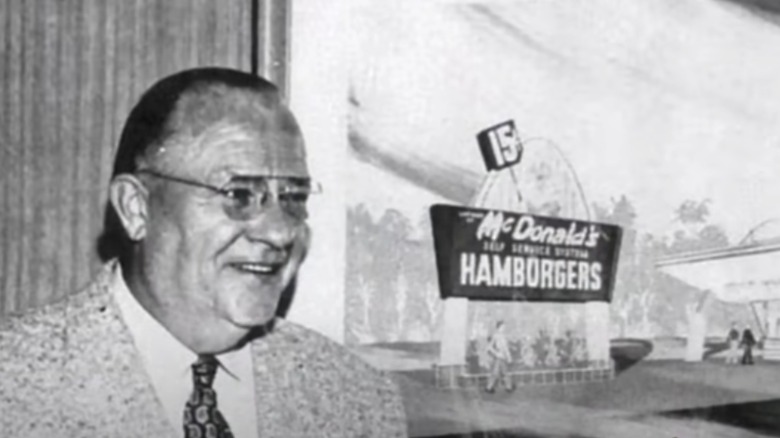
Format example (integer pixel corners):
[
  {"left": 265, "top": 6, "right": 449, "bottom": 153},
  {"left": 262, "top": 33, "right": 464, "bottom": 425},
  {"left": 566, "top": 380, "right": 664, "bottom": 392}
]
[
  {"left": 485, "top": 321, "right": 514, "bottom": 393},
  {"left": 726, "top": 322, "right": 740, "bottom": 365},
  {"left": 741, "top": 324, "right": 757, "bottom": 365}
]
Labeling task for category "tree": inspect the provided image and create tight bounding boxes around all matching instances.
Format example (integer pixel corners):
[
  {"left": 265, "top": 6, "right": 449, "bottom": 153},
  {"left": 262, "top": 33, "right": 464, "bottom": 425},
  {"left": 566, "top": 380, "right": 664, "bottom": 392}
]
[
  {"left": 366, "top": 209, "right": 414, "bottom": 341},
  {"left": 593, "top": 195, "right": 643, "bottom": 337},
  {"left": 675, "top": 199, "right": 711, "bottom": 225},
  {"left": 346, "top": 204, "right": 446, "bottom": 345},
  {"left": 345, "top": 205, "right": 379, "bottom": 344},
  {"left": 667, "top": 199, "right": 728, "bottom": 254},
  {"left": 596, "top": 196, "right": 733, "bottom": 338}
]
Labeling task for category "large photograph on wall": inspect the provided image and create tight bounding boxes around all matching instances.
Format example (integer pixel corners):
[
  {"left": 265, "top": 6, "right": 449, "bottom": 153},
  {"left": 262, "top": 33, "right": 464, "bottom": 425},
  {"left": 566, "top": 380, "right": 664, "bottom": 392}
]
[{"left": 344, "top": 1, "right": 780, "bottom": 437}]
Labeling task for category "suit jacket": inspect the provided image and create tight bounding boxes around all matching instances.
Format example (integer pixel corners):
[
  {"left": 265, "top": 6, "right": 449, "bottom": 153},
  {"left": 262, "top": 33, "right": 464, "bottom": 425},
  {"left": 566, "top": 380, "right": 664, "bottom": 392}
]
[{"left": 0, "top": 262, "right": 407, "bottom": 437}]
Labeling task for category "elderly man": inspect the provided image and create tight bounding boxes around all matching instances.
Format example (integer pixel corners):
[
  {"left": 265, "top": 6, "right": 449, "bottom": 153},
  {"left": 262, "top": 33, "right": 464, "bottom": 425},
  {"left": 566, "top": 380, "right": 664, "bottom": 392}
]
[{"left": 0, "top": 68, "right": 406, "bottom": 437}]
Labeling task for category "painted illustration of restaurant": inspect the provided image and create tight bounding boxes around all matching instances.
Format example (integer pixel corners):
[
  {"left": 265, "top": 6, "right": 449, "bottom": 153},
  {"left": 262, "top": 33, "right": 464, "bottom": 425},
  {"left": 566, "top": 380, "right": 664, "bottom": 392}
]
[
  {"left": 657, "top": 220, "right": 780, "bottom": 361},
  {"left": 432, "top": 121, "right": 621, "bottom": 388}
]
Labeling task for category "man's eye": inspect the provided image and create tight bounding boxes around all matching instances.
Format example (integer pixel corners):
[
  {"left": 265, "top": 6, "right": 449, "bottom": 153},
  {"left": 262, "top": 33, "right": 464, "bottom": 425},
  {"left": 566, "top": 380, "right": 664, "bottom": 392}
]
[
  {"left": 279, "top": 190, "right": 309, "bottom": 219},
  {"left": 279, "top": 192, "right": 309, "bottom": 204},
  {"left": 223, "top": 188, "right": 255, "bottom": 205}
]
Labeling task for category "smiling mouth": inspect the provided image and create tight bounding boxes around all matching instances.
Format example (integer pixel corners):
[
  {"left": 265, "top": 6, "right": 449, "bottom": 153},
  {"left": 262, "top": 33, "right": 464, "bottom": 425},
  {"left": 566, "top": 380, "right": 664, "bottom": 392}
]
[{"left": 231, "top": 262, "right": 283, "bottom": 275}]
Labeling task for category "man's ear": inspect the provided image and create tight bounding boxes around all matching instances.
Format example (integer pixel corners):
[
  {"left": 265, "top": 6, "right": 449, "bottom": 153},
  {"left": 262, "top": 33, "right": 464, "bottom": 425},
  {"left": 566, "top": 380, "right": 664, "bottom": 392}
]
[{"left": 109, "top": 174, "right": 149, "bottom": 241}]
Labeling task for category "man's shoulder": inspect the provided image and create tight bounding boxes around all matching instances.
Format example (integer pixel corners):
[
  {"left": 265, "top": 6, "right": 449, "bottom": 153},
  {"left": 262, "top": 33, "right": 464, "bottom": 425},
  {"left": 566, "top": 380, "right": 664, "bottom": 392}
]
[
  {"left": 250, "top": 319, "right": 408, "bottom": 437},
  {"left": 0, "top": 267, "right": 112, "bottom": 361},
  {"left": 0, "top": 270, "right": 113, "bottom": 432},
  {"left": 256, "top": 318, "right": 398, "bottom": 387},
  {"left": 0, "top": 300, "right": 67, "bottom": 382},
  {"left": 0, "top": 291, "right": 74, "bottom": 352}
]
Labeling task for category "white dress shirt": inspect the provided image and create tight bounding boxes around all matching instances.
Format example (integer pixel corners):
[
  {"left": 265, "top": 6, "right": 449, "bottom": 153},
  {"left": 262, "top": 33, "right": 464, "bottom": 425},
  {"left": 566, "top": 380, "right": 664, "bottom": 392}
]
[{"left": 111, "top": 264, "right": 258, "bottom": 437}]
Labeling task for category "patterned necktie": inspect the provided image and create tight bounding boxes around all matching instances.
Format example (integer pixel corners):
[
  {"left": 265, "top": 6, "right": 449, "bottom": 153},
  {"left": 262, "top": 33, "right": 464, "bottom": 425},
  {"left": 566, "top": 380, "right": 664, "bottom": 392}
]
[{"left": 183, "top": 355, "right": 234, "bottom": 438}]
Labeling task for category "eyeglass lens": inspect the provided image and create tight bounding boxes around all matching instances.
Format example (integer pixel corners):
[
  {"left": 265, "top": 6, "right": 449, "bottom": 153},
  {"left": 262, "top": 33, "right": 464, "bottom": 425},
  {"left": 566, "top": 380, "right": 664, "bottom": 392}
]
[{"left": 220, "top": 178, "right": 310, "bottom": 221}]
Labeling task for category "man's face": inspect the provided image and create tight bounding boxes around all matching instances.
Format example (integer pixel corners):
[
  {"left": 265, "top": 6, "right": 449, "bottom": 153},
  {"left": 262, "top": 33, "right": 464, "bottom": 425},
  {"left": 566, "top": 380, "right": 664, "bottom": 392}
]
[{"left": 140, "top": 106, "right": 310, "bottom": 332}]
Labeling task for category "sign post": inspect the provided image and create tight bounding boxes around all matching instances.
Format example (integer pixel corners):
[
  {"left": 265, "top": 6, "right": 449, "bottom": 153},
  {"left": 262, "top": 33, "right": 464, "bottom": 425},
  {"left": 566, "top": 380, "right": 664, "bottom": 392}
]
[
  {"left": 436, "top": 298, "right": 469, "bottom": 387},
  {"left": 585, "top": 302, "right": 611, "bottom": 365},
  {"left": 434, "top": 119, "right": 622, "bottom": 387},
  {"left": 430, "top": 204, "right": 622, "bottom": 387}
]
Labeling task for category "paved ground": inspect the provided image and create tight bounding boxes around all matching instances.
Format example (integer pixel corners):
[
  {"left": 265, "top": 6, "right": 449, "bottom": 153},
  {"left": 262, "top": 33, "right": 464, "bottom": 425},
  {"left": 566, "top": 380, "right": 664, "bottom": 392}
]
[
  {"left": 394, "top": 360, "right": 780, "bottom": 437},
  {"left": 354, "top": 340, "right": 780, "bottom": 437}
]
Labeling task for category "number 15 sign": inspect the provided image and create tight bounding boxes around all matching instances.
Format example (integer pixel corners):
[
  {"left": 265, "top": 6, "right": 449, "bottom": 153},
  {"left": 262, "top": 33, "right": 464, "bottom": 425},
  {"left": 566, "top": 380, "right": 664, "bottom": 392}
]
[{"left": 477, "top": 119, "right": 523, "bottom": 171}]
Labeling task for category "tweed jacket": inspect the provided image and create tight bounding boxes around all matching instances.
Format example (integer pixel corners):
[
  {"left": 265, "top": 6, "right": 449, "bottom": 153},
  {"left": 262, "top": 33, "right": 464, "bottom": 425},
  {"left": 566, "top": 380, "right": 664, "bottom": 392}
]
[{"left": 0, "top": 263, "right": 407, "bottom": 437}]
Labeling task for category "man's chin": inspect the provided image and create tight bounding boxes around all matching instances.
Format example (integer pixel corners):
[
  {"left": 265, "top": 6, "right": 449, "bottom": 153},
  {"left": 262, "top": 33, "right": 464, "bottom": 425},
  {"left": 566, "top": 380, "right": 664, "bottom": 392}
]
[{"left": 219, "top": 284, "right": 287, "bottom": 328}]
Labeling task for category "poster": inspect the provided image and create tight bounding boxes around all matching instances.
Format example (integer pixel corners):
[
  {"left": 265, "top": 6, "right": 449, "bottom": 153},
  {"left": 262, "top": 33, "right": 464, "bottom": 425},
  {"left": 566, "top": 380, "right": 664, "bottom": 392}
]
[
  {"left": 345, "top": 1, "right": 780, "bottom": 437},
  {"left": 4, "top": 0, "right": 780, "bottom": 436}
]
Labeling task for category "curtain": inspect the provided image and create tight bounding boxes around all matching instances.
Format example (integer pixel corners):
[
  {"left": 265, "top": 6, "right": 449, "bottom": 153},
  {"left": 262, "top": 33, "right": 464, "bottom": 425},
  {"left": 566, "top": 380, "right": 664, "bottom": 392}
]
[{"left": 0, "top": 0, "right": 254, "bottom": 314}]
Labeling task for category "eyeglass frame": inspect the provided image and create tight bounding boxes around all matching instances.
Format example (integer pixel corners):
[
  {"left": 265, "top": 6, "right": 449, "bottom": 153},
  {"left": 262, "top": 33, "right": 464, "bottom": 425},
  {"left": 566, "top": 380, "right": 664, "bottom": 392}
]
[{"left": 135, "top": 168, "right": 322, "bottom": 221}]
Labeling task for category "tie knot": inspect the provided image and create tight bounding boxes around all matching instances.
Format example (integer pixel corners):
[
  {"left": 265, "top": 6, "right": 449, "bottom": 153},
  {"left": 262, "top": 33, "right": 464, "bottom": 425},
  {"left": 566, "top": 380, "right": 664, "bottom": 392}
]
[{"left": 191, "top": 355, "right": 219, "bottom": 388}]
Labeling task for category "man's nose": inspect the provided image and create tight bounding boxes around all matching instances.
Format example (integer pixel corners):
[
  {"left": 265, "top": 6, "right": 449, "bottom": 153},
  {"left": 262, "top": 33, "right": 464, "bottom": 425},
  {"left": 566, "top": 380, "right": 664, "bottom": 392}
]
[{"left": 243, "top": 202, "right": 300, "bottom": 249}]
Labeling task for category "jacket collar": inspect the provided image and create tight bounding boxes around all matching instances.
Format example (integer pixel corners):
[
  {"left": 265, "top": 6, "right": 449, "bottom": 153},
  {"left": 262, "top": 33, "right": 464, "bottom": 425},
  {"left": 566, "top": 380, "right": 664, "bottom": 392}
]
[{"left": 59, "top": 260, "right": 178, "bottom": 437}]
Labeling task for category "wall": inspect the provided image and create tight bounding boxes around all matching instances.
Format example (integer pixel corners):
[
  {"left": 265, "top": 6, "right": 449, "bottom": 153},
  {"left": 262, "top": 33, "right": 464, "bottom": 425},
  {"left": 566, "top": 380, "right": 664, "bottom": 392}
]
[
  {"left": 286, "top": 0, "right": 349, "bottom": 342},
  {"left": 0, "top": 0, "right": 252, "bottom": 314}
]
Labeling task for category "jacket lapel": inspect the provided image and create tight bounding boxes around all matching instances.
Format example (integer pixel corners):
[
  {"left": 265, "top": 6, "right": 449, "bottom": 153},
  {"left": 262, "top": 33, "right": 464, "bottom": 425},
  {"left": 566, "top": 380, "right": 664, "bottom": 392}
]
[
  {"left": 61, "top": 263, "right": 178, "bottom": 438},
  {"left": 248, "top": 320, "right": 352, "bottom": 438}
]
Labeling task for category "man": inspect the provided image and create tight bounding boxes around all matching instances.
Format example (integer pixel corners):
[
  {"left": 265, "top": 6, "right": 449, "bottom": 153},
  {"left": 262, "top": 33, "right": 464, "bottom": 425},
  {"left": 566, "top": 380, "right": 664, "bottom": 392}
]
[
  {"left": 0, "top": 68, "right": 406, "bottom": 437},
  {"left": 726, "top": 322, "right": 740, "bottom": 365},
  {"left": 485, "top": 320, "right": 514, "bottom": 393},
  {"left": 741, "top": 324, "right": 757, "bottom": 366}
]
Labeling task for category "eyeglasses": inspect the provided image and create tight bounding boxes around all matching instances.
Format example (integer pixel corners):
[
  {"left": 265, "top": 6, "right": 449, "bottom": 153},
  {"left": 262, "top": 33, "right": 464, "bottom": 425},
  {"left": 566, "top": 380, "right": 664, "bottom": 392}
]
[{"left": 136, "top": 169, "right": 322, "bottom": 221}]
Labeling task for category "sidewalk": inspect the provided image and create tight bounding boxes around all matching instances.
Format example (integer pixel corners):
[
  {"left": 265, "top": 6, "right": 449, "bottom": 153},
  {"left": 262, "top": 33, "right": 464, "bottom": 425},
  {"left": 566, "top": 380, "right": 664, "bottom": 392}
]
[
  {"left": 394, "top": 358, "right": 780, "bottom": 437},
  {"left": 353, "top": 340, "right": 780, "bottom": 436}
]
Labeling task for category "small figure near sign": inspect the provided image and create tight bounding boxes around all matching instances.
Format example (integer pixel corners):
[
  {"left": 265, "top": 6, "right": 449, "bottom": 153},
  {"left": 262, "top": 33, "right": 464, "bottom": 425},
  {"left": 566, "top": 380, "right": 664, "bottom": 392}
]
[
  {"left": 741, "top": 325, "right": 757, "bottom": 365},
  {"left": 485, "top": 320, "right": 515, "bottom": 393},
  {"left": 726, "top": 322, "right": 740, "bottom": 365}
]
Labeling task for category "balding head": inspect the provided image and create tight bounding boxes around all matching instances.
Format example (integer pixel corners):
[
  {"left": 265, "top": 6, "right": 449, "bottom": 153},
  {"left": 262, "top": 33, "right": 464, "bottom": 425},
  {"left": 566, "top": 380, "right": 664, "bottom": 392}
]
[
  {"left": 112, "top": 67, "right": 302, "bottom": 177},
  {"left": 99, "top": 68, "right": 308, "bottom": 264}
]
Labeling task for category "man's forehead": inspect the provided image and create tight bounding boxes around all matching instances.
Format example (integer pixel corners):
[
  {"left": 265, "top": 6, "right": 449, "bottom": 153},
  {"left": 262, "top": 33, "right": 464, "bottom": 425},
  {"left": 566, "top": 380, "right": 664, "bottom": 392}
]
[
  {"left": 149, "top": 119, "right": 308, "bottom": 179},
  {"left": 197, "top": 122, "right": 303, "bottom": 149}
]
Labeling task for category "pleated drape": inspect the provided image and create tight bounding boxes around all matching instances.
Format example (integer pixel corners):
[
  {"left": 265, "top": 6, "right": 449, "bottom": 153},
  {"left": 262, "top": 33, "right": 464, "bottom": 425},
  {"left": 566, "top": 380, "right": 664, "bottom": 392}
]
[{"left": 0, "top": 0, "right": 254, "bottom": 314}]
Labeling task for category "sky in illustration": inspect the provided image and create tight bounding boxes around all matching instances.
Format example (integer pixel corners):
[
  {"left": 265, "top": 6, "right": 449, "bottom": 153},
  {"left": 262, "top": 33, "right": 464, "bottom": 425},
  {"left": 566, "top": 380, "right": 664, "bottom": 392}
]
[{"left": 348, "top": 0, "right": 780, "bottom": 242}]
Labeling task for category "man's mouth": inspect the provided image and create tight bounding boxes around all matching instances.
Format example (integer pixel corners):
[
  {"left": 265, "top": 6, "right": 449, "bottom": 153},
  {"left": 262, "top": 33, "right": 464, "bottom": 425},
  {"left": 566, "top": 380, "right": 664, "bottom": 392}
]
[{"left": 231, "top": 262, "right": 283, "bottom": 275}]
